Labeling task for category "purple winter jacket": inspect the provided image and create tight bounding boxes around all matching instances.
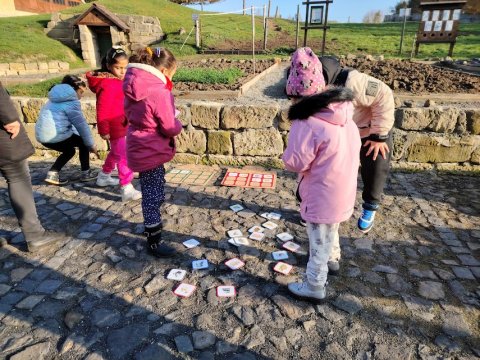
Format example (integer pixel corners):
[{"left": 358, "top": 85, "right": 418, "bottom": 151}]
[
  {"left": 282, "top": 88, "right": 361, "bottom": 224},
  {"left": 123, "top": 63, "right": 183, "bottom": 173}
]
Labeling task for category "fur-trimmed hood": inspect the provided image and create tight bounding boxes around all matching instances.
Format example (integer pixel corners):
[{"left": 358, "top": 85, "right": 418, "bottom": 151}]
[{"left": 288, "top": 87, "right": 354, "bottom": 123}]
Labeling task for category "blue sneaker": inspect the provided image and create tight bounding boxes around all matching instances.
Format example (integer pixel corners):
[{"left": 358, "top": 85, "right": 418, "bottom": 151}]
[{"left": 358, "top": 208, "right": 376, "bottom": 233}]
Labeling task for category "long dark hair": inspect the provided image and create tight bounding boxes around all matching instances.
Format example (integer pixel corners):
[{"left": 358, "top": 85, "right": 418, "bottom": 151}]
[
  {"left": 129, "top": 47, "right": 176, "bottom": 71},
  {"left": 49, "top": 74, "right": 86, "bottom": 91},
  {"left": 101, "top": 47, "right": 128, "bottom": 72}
]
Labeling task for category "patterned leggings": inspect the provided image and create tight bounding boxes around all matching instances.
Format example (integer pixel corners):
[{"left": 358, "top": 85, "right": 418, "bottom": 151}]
[
  {"left": 306, "top": 222, "right": 340, "bottom": 287},
  {"left": 139, "top": 165, "right": 166, "bottom": 227}
]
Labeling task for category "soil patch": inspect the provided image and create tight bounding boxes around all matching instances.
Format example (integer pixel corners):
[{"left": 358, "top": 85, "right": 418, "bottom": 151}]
[
  {"left": 175, "top": 59, "right": 276, "bottom": 91},
  {"left": 341, "top": 58, "right": 480, "bottom": 94}
]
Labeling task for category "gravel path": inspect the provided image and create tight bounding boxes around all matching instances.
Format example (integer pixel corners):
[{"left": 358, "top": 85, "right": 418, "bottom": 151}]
[{"left": 236, "top": 62, "right": 290, "bottom": 107}]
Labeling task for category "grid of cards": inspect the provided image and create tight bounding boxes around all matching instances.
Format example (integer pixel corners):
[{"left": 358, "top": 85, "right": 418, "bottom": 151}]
[
  {"left": 221, "top": 171, "right": 276, "bottom": 189},
  {"left": 165, "top": 168, "right": 216, "bottom": 185}
]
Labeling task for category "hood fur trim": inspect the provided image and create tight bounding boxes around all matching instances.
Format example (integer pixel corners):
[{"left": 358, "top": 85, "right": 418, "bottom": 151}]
[
  {"left": 288, "top": 87, "right": 354, "bottom": 121},
  {"left": 127, "top": 63, "right": 167, "bottom": 84}
]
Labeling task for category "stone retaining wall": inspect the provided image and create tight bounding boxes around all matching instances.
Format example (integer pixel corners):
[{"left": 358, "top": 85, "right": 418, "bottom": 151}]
[
  {"left": 0, "top": 61, "right": 69, "bottom": 76},
  {"left": 10, "top": 96, "right": 480, "bottom": 171}
]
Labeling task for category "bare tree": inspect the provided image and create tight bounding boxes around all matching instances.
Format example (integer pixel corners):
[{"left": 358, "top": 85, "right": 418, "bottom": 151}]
[{"left": 363, "top": 10, "right": 384, "bottom": 23}]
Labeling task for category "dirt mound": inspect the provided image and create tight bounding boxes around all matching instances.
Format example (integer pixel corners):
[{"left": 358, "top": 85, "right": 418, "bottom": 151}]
[
  {"left": 175, "top": 59, "right": 276, "bottom": 91},
  {"left": 342, "top": 58, "right": 480, "bottom": 94}
]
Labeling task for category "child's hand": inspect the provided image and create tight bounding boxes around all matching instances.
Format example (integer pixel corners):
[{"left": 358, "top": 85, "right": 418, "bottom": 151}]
[
  {"left": 90, "top": 145, "right": 99, "bottom": 158},
  {"left": 101, "top": 134, "right": 110, "bottom": 140}
]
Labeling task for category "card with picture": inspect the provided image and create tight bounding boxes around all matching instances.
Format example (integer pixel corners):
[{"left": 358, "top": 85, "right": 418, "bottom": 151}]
[
  {"left": 192, "top": 259, "right": 209, "bottom": 270},
  {"left": 183, "top": 238, "right": 200, "bottom": 248},
  {"left": 249, "top": 232, "right": 265, "bottom": 241},
  {"left": 273, "top": 262, "right": 293, "bottom": 275},
  {"left": 262, "top": 221, "right": 278, "bottom": 230},
  {"left": 228, "top": 237, "right": 250, "bottom": 247},
  {"left": 217, "top": 286, "right": 236, "bottom": 298},
  {"left": 167, "top": 269, "right": 187, "bottom": 281},
  {"left": 225, "top": 258, "right": 245, "bottom": 270},
  {"left": 272, "top": 250, "right": 289, "bottom": 261},
  {"left": 227, "top": 229, "right": 243, "bottom": 238},
  {"left": 283, "top": 241, "right": 301, "bottom": 253},
  {"left": 230, "top": 204, "right": 244, "bottom": 212},
  {"left": 276, "top": 232, "right": 294, "bottom": 242},
  {"left": 248, "top": 225, "right": 264, "bottom": 233},
  {"left": 173, "top": 283, "right": 196, "bottom": 297}
]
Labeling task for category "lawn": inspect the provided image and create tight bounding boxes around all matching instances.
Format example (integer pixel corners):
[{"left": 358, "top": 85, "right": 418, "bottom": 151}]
[
  {"left": 0, "top": 15, "right": 84, "bottom": 66},
  {"left": 0, "top": 0, "right": 478, "bottom": 66},
  {"left": 173, "top": 68, "right": 244, "bottom": 84}
]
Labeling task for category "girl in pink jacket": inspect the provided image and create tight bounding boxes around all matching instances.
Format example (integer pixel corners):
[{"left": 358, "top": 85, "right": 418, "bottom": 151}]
[
  {"left": 123, "top": 47, "right": 183, "bottom": 258},
  {"left": 282, "top": 47, "right": 361, "bottom": 302}
]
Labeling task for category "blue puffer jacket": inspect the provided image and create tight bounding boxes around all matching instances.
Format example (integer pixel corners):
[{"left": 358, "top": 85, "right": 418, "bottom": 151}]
[{"left": 35, "top": 84, "right": 94, "bottom": 147}]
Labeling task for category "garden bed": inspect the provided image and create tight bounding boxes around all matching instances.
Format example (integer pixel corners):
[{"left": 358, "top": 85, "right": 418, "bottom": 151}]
[
  {"left": 342, "top": 58, "right": 480, "bottom": 94},
  {"left": 173, "top": 58, "right": 279, "bottom": 100}
]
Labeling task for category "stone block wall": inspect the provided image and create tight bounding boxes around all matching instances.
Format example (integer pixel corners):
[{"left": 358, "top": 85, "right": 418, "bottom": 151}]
[
  {"left": 0, "top": 61, "right": 69, "bottom": 76},
  {"left": 9, "top": 96, "right": 480, "bottom": 171}
]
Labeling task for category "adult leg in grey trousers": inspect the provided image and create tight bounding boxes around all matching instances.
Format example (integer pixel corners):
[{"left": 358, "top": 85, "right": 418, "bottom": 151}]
[{"left": 0, "top": 159, "right": 64, "bottom": 251}]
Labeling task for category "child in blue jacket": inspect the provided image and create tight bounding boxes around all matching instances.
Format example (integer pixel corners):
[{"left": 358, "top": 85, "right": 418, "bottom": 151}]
[{"left": 35, "top": 75, "right": 98, "bottom": 185}]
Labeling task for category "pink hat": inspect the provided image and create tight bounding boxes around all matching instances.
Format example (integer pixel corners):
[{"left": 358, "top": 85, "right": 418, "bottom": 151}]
[{"left": 286, "top": 47, "right": 325, "bottom": 97}]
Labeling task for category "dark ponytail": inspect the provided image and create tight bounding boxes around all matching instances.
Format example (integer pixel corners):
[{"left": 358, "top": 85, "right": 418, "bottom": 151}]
[
  {"left": 129, "top": 47, "right": 176, "bottom": 72},
  {"left": 62, "top": 75, "right": 86, "bottom": 91}
]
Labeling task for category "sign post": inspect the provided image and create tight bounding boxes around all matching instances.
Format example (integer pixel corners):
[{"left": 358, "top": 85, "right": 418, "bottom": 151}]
[
  {"left": 415, "top": 0, "right": 467, "bottom": 57},
  {"left": 302, "top": 0, "right": 333, "bottom": 55},
  {"left": 399, "top": 6, "right": 411, "bottom": 55},
  {"left": 193, "top": 14, "right": 200, "bottom": 49}
]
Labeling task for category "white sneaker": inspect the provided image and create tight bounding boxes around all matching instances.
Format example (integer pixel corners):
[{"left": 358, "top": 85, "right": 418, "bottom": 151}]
[
  {"left": 121, "top": 183, "right": 142, "bottom": 202},
  {"left": 288, "top": 281, "right": 326, "bottom": 303},
  {"left": 96, "top": 171, "right": 120, "bottom": 187}
]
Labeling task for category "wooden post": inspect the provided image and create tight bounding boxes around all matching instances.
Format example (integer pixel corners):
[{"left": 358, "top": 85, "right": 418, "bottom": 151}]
[
  {"left": 267, "top": 0, "right": 271, "bottom": 18},
  {"left": 295, "top": 4, "right": 300, "bottom": 49},
  {"left": 304, "top": 1, "right": 309, "bottom": 47},
  {"left": 263, "top": 5, "right": 266, "bottom": 29},
  {"left": 399, "top": 3, "right": 408, "bottom": 55},
  {"left": 252, "top": 6, "right": 256, "bottom": 74},
  {"left": 195, "top": 19, "right": 200, "bottom": 49},
  {"left": 275, "top": 6, "right": 279, "bottom": 18},
  {"left": 243, "top": 0, "right": 246, "bottom": 15},
  {"left": 263, "top": 18, "right": 268, "bottom": 50},
  {"left": 321, "top": 0, "right": 330, "bottom": 55}
]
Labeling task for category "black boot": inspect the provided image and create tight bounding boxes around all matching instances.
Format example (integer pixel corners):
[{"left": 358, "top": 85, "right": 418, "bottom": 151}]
[
  {"left": 144, "top": 224, "right": 176, "bottom": 258},
  {"left": 25, "top": 230, "right": 65, "bottom": 253}
]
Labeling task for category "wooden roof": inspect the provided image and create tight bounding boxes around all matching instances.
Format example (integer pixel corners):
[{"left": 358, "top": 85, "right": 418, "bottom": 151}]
[{"left": 73, "top": 3, "right": 130, "bottom": 32}]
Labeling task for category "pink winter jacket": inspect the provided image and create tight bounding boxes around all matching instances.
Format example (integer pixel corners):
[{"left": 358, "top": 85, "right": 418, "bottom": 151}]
[
  {"left": 123, "top": 63, "right": 183, "bottom": 173},
  {"left": 282, "top": 88, "right": 361, "bottom": 224}
]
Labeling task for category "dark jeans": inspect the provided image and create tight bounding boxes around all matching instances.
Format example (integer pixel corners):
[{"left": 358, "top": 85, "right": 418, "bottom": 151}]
[
  {"left": 0, "top": 160, "right": 44, "bottom": 240},
  {"left": 360, "top": 133, "right": 393, "bottom": 209},
  {"left": 140, "top": 165, "right": 166, "bottom": 227},
  {"left": 43, "top": 134, "right": 90, "bottom": 172}
]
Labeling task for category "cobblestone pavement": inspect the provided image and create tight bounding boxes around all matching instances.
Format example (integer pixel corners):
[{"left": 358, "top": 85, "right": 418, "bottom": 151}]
[{"left": 0, "top": 159, "right": 479, "bottom": 360}]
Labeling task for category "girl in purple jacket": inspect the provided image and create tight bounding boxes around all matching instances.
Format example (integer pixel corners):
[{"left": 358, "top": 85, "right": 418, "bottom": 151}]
[
  {"left": 123, "top": 47, "right": 183, "bottom": 258},
  {"left": 282, "top": 48, "right": 361, "bottom": 302}
]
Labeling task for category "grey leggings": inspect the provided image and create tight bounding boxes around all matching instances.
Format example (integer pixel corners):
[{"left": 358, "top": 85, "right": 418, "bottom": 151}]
[{"left": 0, "top": 160, "right": 44, "bottom": 239}]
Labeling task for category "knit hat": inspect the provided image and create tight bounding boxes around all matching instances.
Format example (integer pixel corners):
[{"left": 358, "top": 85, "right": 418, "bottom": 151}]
[{"left": 286, "top": 47, "right": 325, "bottom": 97}]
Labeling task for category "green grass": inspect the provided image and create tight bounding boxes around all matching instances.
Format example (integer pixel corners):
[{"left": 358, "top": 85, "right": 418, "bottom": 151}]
[
  {"left": 0, "top": 15, "right": 84, "bottom": 66},
  {"left": 7, "top": 77, "right": 63, "bottom": 97},
  {"left": 173, "top": 68, "right": 244, "bottom": 84},
  {"left": 0, "top": 0, "right": 478, "bottom": 66}
]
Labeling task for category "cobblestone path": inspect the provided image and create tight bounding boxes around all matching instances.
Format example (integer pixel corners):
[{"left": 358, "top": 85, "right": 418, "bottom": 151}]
[{"left": 0, "top": 160, "right": 479, "bottom": 360}]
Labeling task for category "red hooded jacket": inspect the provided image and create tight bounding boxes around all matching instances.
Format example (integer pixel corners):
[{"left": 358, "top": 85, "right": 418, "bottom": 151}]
[{"left": 86, "top": 71, "right": 127, "bottom": 139}]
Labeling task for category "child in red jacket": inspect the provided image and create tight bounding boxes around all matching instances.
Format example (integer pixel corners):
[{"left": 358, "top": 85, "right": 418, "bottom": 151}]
[{"left": 86, "top": 47, "right": 141, "bottom": 202}]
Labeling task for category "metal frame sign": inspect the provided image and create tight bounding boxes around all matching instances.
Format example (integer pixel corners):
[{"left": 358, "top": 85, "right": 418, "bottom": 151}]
[
  {"left": 415, "top": 0, "right": 467, "bottom": 56},
  {"left": 310, "top": 6, "right": 324, "bottom": 24},
  {"left": 302, "top": 0, "right": 333, "bottom": 55}
]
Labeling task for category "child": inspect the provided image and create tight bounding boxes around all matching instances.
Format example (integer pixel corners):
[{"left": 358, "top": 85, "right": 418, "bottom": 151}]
[
  {"left": 282, "top": 47, "right": 361, "bottom": 302},
  {"left": 36, "top": 75, "right": 98, "bottom": 185},
  {"left": 86, "top": 47, "right": 142, "bottom": 202},
  {"left": 123, "top": 47, "right": 182, "bottom": 258}
]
